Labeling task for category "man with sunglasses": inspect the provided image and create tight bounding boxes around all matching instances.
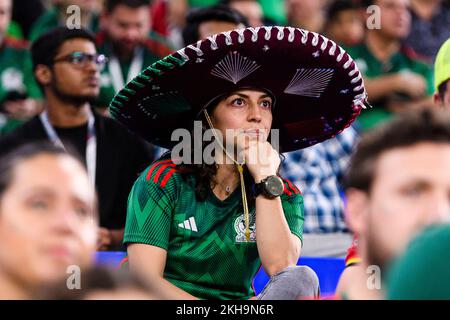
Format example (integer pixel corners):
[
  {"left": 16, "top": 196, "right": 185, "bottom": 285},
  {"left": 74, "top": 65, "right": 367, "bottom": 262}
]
[{"left": 0, "top": 27, "right": 154, "bottom": 251}]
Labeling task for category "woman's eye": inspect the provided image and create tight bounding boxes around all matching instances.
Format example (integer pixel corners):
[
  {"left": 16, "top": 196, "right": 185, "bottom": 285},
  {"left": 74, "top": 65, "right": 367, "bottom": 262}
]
[
  {"left": 30, "top": 200, "right": 48, "bottom": 210},
  {"left": 231, "top": 98, "right": 245, "bottom": 106},
  {"left": 260, "top": 100, "right": 272, "bottom": 109},
  {"left": 75, "top": 206, "right": 89, "bottom": 217}
]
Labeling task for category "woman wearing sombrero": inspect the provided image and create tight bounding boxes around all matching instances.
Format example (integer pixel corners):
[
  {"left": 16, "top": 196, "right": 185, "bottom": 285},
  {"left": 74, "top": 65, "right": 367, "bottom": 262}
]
[{"left": 110, "top": 26, "right": 367, "bottom": 299}]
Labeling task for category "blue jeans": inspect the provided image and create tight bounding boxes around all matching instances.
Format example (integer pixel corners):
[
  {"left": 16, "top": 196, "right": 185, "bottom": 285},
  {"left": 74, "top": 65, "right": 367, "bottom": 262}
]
[{"left": 257, "top": 266, "right": 320, "bottom": 300}]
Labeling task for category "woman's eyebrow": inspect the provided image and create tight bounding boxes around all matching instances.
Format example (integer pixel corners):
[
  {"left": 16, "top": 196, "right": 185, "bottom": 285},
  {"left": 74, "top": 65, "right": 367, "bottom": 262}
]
[{"left": 232, "top": 93, "right": 272, "bottom": 99}]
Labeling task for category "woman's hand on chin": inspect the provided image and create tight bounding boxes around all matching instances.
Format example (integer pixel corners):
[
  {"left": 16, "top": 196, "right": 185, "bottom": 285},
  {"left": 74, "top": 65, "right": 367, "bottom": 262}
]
[{"left": 241, "top": 140, "right": 280, "bottom": 182}]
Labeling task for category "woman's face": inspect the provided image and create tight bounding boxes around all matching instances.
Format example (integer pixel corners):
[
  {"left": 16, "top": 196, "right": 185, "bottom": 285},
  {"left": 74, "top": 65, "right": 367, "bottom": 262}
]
[
  {"left": 0, "top": 154, "right": 98, "bottom": 290},
  {"left": 210, "top": 89, "right": 273, "bottom": 150}
]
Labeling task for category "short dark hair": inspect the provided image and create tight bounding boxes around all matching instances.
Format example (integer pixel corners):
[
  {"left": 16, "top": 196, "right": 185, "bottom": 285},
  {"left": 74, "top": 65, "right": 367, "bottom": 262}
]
[
  {"left": 438, "top": 79, "right": 449, "bottom": 101},
  {"left": 182, "top": 4, "right": 249, "bottom": 46},
  {"left": 326, "top": 0, "right": 362, "bottom": 22},
  {"left": 345, "top": 108, "right": 450, "bottom": 192},
  {"left": 30, "top": 27, "right": 96, "bottom": 71},
  {"left": 104, "top": 0, "right": 150, "bottom": 13},
  {"left": 0, "top": 142, "right": 68, "bottom": 201}
]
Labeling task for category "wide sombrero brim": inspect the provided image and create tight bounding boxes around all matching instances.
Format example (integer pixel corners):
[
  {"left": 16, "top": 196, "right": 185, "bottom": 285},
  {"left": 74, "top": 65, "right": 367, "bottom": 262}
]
[{"left": 110, "top": 26, "right": 367, "bottom": 152}]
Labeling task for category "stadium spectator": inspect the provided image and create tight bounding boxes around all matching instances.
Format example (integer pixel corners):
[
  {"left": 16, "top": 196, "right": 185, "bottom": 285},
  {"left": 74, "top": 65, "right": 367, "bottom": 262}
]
[
  {"left": 285, "top": 0, "right": 327, "bottom": 33},
  {"left": 434, "top": 38, "right": 450, "bottom": 108},
  {"left": 324, "top": 0, "right": 364, "bottom": 47},
  {"left": 109, "top": 25, "right": 367, "bottom": 299},
  {"left": 347, "top": 0, "right": 434, "bottom": 131},
  {"left": 95, "top": 0, "right": 172, "bottom": 112},
  {"left": 28, "top": 0, "right": 102, "bottom": 42},
  {"left": 280, "top": 125, "right": 358, "bottom": 257},
  {"left": 0, "top": 0, "right": 43, "bottom": 135},
  {"left": 336, "top": 108, "right": 450, "bottom": 299},
  {"left": 0, "top": 27, "right": 153, "bottom": 250},
  {"left": 182, "top": 4, "right": 248, "bottom": 46},
  {"left": 0, "top": 142, "right": 98, "bottom": 299},
  {"left": 222, "top": 0, "right": 264, "bottom": 27},
  {"left": 404, "top": 0, "right": 450, "bottom": 62}
]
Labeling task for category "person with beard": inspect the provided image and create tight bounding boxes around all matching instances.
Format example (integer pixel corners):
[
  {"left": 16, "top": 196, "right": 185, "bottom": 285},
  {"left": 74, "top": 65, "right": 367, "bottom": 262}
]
[
  {"left": 95, "top": 0, "right": 172, "bottom": 113},
  {"left": 335, "top": 108, "right": 450, "bottom": 299},
  {"left": 0, "top": 27, "right": 154, "bottom": 251}
]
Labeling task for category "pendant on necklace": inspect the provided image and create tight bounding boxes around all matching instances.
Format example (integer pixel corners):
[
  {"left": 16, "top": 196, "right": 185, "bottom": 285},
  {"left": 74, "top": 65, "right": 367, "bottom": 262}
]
[{"left": 225, "top": 186, "right": 231, "bottom": 194}]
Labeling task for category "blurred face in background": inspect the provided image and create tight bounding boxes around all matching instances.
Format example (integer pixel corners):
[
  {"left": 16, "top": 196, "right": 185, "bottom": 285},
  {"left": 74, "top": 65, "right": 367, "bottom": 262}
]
[
  {"left": 285, "top": 0, "right": 325, "bottom": 24},
  {"left": 102, "top": 4, "right": 151, "bottom": 54},
  {"left": 373, "top": 0, "right": 411, "bottom": 39},
  {"left": 325, "top": 9, "right": 364, "bottom": 46},
  {"left": 347, "top": 142, "right": 450, "bottom": 269},
  {"left": 0, "top": 0, "right": 11, "bottom": 37},
  {"left": 229, "top": 0, "right": 263, "bottom": 27},
  {"left": 0, "top": 153, "right": 98, "bottom": 295}
]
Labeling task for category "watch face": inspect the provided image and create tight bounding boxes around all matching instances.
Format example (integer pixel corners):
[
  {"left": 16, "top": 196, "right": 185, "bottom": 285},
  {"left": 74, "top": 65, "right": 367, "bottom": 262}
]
[{"left": 264, "top": 176, "right": 284, "bottom": 197}]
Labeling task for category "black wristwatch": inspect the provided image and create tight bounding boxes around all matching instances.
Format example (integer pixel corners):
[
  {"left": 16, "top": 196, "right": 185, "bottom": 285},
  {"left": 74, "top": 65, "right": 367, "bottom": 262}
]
[{"left": 252, "top": 175, "right": 284, "bottom": 199}]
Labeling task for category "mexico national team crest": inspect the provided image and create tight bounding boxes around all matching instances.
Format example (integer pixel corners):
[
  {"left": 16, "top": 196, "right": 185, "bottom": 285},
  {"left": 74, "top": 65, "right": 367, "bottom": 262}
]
[{"left": 234, "top": 212, "right": 256, "bottom": 243}]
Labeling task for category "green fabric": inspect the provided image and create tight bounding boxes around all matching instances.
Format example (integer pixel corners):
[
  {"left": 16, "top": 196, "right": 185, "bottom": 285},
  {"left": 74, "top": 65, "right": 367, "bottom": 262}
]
[
  {"left": 28, "top": 8, "right": 99, "bottom": 42},
  {"left": 6, "top": 21, "right": 24, "bottom": 39},
  {"left": 96, "top": 40, "right": 162, "bottom": 108},
  {"left": 259, "top": 0, "right": 287, "bottom": 25},
  {"left": 0, "top": 118, "right": 25, "bottom": 135},
  {"left": 188, "top": 0, "right": 220, "bottom": 7},
  {"left": 387, "top": 224, "right": 450, "bottom": 300},
  {"left": 0, "top": 42, "right": 42, "bottom": 101},
  {"left": 345, "top": 43, "right": 434, "bottom": 131},
  {"left": 124, "top": 161, "right": 304, "bottom": 300}
]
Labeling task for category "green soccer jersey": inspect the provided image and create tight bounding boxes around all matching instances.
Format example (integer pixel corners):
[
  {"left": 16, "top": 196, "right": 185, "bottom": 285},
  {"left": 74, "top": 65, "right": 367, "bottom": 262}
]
[
  {"left": 345, "top": 43, "right": 434, "bottom": 131},
  {"left": 124, "top": 159, "right": 304, "bottom": 300}
]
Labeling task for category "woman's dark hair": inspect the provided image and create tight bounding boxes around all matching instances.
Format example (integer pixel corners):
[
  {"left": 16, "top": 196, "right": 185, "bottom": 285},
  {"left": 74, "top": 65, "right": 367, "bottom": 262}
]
[
  {"left": 345, "top": 108, "right": 450, "bottom": 192},
  {"left": 0, "top": 142, "right": 83, "bottom": 201}
]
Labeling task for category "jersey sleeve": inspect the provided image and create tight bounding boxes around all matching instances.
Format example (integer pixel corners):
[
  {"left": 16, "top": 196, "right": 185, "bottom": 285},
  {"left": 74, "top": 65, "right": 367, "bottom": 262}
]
[
  {"left": 123, "top": 160, "right": 180, "bottom": 250},
  {"left": 280, "top": 178, "right": 305, "bottom": 243}
]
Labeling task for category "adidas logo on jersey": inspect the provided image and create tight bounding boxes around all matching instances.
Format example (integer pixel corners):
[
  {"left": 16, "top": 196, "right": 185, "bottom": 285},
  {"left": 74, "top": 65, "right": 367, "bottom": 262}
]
[{"left": 178, "top": 217, "right": 198, "bottom": 232}]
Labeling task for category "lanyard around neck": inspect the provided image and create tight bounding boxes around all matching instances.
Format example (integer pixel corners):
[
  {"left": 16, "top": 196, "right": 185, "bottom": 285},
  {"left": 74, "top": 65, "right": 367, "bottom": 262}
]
[
  {"left": 108, "top": 47, "right": 144, "bottom": 93},
  {"left": 39, "top": 110, "right": 97, "bottom": 185}
]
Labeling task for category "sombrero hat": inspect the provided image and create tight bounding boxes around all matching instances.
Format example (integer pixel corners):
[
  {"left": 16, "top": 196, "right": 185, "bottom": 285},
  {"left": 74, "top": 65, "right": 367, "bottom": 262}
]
[{"left": 109, "top": 26, "right": 367, "bottom": 152}]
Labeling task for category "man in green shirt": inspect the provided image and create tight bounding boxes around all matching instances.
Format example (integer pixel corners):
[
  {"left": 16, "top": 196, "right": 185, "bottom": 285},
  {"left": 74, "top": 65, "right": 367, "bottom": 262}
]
[
  {"left": 0, "top": 0, "right": 42, "bottom": 135},
  {"left": 346, "top": 0, "right": 434, "bottom": 131},
  {"left": 95, "top": 0, "right": 172, "bottom": 111}
]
